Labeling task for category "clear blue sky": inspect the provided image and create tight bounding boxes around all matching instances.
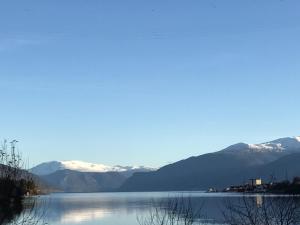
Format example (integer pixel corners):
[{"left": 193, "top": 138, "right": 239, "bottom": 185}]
[{"left": 1, "top": 0, "right": 300, "bottom": 167}]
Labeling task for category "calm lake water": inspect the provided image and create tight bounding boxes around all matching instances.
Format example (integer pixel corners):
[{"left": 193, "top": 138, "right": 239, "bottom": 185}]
[{"left": 29, "top": 192, "right": 271, "bottom": 225}]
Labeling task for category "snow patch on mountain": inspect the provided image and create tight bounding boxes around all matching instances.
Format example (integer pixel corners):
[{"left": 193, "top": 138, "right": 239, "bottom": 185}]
[
  {"left": 60, "top": 160, "right": 123, "bottom": 173},
  {"left": 248, "top": 136, "right": 300, "bottom": 152},
  {"left": 248, "top": 143, "right": 284, "bottom": 152}
]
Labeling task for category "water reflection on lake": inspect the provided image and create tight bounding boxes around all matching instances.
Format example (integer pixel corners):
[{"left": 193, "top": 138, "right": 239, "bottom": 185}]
[{"left": 33, "top": 192, "right": 289, "bottom": 225}]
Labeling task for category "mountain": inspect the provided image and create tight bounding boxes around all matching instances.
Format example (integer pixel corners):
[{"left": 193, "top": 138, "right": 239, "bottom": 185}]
[
  {"left": 119, "top": 136, "right": 300, "bottom": 191},
  {"left": 30, "top": 160, "right": 155, "bottom": 192},
  {"left": 40, "top": 169, "right": 128, "bottom": 192},
  {"left": 30, "top": 160, "right": 154, "bottom": 177}
]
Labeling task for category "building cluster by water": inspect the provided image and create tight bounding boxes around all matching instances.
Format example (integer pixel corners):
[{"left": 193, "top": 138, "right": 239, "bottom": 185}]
[{"left": 224, "top": 178, "right": 269, "bottom": 193}]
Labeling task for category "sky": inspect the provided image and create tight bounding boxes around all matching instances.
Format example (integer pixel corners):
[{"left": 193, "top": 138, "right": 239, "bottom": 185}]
[{"left": 0, "top": 0, "right": 300, "bottom": 168}]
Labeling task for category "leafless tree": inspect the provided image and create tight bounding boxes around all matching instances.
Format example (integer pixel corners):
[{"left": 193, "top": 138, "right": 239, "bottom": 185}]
[
  {"left": 222, "top": 195, "right": 300, "bottom": 225},
  {"left": 137, "top": 196, "right": 206, "bottom": 225}
]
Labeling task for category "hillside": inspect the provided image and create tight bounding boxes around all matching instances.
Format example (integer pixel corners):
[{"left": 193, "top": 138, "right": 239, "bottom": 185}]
[
  {"left": 40, "top": 169, "right": 128, "bottom": 192},
  {"left": 120, "top": 137, "right": 300, "bottom": 191}
]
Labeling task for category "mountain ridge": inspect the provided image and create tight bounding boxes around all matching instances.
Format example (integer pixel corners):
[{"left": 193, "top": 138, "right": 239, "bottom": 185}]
[
  {"left": 39, "top": 169, "right": 128, "bottom": 192},
  {"left": 31, "top": 136, "right": 300, "bottom": 192},
  {"left": 221, "top": 136, "right": 300, "bottom": 154},
  {"left": 30, "top": 160, "right": 155, "bottom": 176},
  {"left": 119, "top": 136, "right": 300, "bottom": 191},
  {"left": 30, "top": 160, "right": 155, "bottom": 192}
]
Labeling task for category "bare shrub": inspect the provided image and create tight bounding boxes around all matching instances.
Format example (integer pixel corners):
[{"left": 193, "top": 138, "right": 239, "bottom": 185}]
[
  {"left": 137, "top": 196, "right": 205, "bottom": 225},
  {"left": 222, "top": 195, "right": 300, "bottom": 225},
  {"left": 0, "top": 140, "right": 37, "bottom": 200},
  {"left": 0, "top": 140, "right": 47, "bottom": 225},
  {"left": 0, "top": 197, "right": 48, "bottom": 225}
]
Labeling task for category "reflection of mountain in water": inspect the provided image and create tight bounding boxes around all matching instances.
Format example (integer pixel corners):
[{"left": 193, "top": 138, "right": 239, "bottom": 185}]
[
  {"left": 36, "top": 192, "right": 264, "bottom": 224},
  {"left": 60, "top": 208, "right": 110, "bottom": 224},
  {"left": 39, "top": 193, "right": 156, "bottom": 224},
  {"left": 5, "top": 193, "right": 299, "bottom": 225}
]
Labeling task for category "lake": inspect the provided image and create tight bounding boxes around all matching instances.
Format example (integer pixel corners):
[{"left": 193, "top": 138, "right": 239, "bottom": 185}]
[{"left": 28, "top": 192, "right": 273, "bottom": 225}]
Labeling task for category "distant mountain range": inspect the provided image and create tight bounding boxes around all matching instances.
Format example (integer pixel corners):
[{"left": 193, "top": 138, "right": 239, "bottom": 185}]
[
  {"left": 31, "top": 136, "right": 300, "bottom": 192},
  {"left": 119, "top": 136, "right": 300, "bottom": 191},
  {"left": 30, "top": 160, "right": 153, "bottom": 176},
  {"left": 30, "top": 161, "right": 155, "bottom": 192}
]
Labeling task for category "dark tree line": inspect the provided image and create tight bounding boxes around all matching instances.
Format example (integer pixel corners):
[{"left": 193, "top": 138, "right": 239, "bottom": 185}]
[{"left": 0, "top": 140, "right": 47, "bottom": 225}]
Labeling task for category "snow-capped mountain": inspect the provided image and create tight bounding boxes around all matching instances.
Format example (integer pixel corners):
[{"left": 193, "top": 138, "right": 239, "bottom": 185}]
[
  {"left": 223, "top": 136, "right": 300, "bottom": 154},
  {"left": 30, "top": 160, "right": 155, "bottom": 176}
]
